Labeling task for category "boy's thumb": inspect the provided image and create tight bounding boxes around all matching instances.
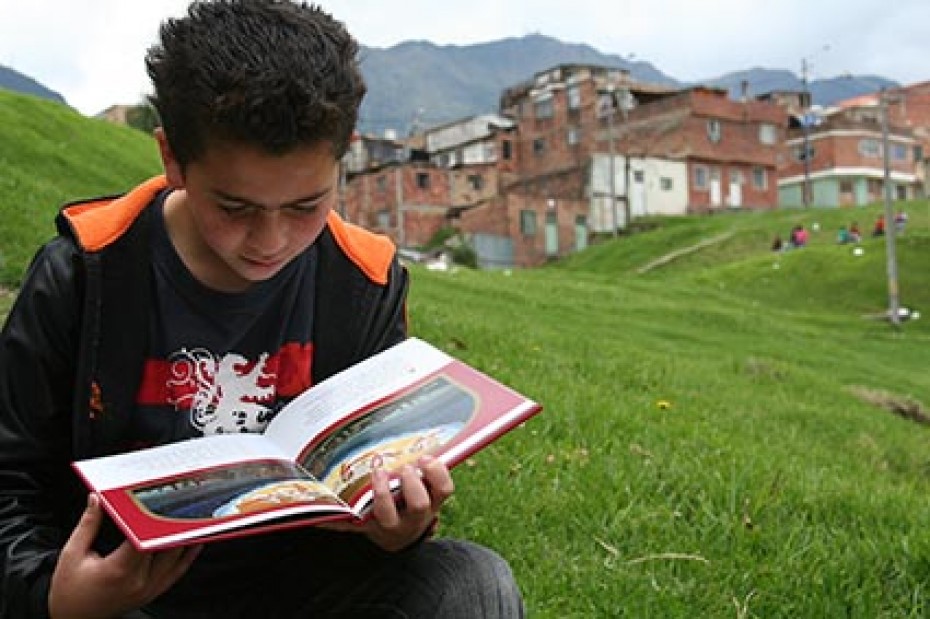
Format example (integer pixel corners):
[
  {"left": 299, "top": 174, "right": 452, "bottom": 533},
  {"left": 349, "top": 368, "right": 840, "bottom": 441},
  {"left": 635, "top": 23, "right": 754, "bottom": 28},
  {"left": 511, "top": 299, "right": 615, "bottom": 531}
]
[{"left": 70, "top": 493, "right": 103, "bottom": 549}]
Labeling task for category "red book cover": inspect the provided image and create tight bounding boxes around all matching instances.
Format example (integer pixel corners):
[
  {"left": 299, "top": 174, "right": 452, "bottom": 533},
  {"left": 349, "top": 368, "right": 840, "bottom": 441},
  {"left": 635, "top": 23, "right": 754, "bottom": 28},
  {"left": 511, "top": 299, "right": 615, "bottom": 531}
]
[{"left": 73, "top": 338, "right": 542, "bottom": 550}]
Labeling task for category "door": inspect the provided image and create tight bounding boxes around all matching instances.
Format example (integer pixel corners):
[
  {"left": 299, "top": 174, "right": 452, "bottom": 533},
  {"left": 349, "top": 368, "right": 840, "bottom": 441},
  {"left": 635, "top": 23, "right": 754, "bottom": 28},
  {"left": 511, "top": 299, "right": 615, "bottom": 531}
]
[
  {"left": 574, "top": 215, "right": 588, "bottom": 252},
  {"left": 631, "top": 169, "right": 647, "bottom": 217},
  {"left": 710, "top": 167, "right": 722, "bottom": 208},
  {"left": 728, "top": 182, "right": 742, "bottom": 208},
  {"left": 545, "top": 212, "right": 558, "bottom": 257}
]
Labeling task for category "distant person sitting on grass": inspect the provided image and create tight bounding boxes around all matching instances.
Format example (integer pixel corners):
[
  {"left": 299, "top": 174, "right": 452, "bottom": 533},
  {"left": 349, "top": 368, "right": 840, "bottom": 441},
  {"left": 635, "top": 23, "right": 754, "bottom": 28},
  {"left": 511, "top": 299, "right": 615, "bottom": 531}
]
[
  {"left": 873, "top": 215, "right": 885, "bottom": 237},
  {"left": 789, "top": 224, "right": 808, "bottom": 248},
  {"left": 895, "top": 210, "right": 908, "bottom": 234},
  {"left": 0, "top": 2, "right": 524, "bottom": 618},
  {"left": 837, "top": 226, "right": 851, "bottom": 244},
  {"left": 849, "top": 222, "right": 862, "bottom": 243}
]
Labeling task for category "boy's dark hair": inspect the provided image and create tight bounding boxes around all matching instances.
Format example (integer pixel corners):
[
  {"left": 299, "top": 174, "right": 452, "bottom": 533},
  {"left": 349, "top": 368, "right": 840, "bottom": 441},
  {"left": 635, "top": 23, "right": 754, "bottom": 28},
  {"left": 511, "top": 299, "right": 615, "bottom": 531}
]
[{"left": 146, "top": 0, "right": 366, "bottom": 166}]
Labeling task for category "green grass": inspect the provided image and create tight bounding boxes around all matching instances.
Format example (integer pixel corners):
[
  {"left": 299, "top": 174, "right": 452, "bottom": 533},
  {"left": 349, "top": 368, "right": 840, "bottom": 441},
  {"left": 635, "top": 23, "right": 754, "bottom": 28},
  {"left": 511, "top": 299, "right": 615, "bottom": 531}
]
[
  {"left": 407, "top": 254, "right": 930, "bottom": 617},
  {"left": 3, "top": 92, "right": 930, "bottom": 617},
  {"left": 0, "top": 89, "right": 161, "bottom": 285}
]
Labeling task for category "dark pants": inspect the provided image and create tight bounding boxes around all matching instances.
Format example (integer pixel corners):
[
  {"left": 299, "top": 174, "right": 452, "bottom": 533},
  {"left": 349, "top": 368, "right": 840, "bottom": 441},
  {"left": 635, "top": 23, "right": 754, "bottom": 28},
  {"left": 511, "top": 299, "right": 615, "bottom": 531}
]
[{"left": 140, "top": 535, "right": 524, "bottom": 618}]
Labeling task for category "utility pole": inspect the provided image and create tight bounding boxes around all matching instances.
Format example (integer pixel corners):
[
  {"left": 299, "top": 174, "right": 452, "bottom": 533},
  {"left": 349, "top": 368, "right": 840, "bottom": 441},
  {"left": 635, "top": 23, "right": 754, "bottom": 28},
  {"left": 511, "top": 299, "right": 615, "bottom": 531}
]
[
  {"left": 798, "top": 46, "right": 830, "bottom": 207},
  {"left": 618, "top": 85, "right": 634, "bottom": 230},
  {"left": 606, "top": 85, "right": 619, "bottom": 237},
  {"left": 601, "top": 71, "right": 637, "bottom": 237},
  {"left": 801, "top": 58, "right": 812, "bottom": 207},
  {"left": 879, "top": 88, "right": 901, "bottom": 326}
]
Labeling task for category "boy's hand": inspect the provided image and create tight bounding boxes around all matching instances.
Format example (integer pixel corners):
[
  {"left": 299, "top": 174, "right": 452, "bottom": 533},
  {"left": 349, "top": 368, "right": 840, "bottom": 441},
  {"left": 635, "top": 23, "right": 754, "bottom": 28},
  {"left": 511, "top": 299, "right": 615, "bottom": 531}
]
[
  {"left": 321, "top": 455, "right": 453, "bottom": 552},
  {"left": 49, "top": 494, "right": 201, "bottom": 619}
]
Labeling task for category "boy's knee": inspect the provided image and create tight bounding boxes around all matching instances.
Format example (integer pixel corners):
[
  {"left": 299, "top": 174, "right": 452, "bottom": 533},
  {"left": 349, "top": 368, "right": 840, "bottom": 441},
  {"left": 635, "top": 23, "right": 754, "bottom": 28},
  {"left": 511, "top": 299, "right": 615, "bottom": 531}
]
[{"left": 428, "top": 539, "right": 524, "bottom": 618}]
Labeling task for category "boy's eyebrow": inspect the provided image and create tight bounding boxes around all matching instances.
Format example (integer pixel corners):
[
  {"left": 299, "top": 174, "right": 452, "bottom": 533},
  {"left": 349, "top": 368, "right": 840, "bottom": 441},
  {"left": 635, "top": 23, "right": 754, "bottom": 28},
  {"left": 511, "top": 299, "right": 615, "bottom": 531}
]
[{"left": 211, "top": 185, "right": 334, "bottom": 209}]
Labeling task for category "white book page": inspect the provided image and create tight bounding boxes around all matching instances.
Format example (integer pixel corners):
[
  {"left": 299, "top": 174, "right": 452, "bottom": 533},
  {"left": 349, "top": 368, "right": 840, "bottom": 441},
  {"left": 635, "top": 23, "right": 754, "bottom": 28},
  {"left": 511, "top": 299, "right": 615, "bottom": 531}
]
[
  {"left": 75, "top": 433, "right": 287, "bottom": 491},
  {"left": 264, "top": 338, "right": 451, "bottom": 460}
]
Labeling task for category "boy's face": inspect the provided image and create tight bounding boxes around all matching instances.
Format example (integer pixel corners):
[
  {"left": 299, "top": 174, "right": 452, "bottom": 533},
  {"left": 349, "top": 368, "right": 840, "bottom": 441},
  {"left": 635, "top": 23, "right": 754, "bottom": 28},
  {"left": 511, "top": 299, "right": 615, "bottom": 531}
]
[{"left": 158, "top": 132, "right": 339, "bottom": 292}]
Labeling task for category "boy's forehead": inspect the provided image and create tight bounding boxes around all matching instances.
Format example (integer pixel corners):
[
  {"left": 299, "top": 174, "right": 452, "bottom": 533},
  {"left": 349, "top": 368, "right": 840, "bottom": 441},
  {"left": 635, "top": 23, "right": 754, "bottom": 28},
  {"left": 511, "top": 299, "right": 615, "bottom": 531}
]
[{"left": 184, "top": 138, "right": 340, "bottom": 199}]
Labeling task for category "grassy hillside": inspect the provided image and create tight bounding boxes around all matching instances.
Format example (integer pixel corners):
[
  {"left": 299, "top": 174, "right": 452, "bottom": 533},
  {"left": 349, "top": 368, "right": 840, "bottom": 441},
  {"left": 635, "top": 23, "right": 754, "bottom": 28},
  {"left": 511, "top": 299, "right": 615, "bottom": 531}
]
[
  {"left": 2, "top": 92, "right": 929, "bottom": 616},
  {"left": 559, "top": 204, "right": 930, "bottom": 320},
  {"left": 407, "top": 253, "right": 929, "bottom": 616},
  {"left": 0, "top": 89, "right": 161, "bottom": 285},
  {"left": 410, "top": 206, "right": 930, "bottom": 616}
]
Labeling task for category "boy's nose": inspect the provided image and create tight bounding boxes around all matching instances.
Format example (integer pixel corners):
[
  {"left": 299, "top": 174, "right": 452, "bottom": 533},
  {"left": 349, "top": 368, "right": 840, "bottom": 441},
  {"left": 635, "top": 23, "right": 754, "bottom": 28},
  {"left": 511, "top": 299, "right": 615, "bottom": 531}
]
[{"left": 248, "top": 211, "right": 288, "bottom": 255}]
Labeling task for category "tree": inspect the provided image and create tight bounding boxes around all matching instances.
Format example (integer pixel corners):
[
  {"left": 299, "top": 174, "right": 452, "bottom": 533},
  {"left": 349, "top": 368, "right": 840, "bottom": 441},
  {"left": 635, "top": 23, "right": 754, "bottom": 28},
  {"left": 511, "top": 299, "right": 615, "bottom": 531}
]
[{"left": 125, "top": 102, "right": 159, "bottom": 135}]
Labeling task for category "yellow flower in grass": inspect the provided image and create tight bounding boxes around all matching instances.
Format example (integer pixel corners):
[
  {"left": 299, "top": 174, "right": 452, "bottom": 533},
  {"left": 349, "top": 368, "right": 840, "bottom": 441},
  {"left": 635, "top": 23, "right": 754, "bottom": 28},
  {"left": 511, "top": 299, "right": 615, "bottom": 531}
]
[{"left": 656, "top": 399, "right": 672, "bottom": 410}]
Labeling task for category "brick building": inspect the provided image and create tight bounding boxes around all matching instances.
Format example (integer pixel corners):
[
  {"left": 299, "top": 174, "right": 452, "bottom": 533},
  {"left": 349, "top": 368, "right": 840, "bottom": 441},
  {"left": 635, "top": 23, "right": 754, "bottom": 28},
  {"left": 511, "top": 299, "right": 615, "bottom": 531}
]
[
  {"left": 424, "top": 114, "right": 518, "bottom": 211},
  {"left": 779, "top": 94, "right": 920, "bottom": 207},
  {"left": 341, "top": 64, "right": 796, "bottom": 268},
  {"left": 479, "top": 64, "right": 680, "bottom": 265},
  {"left": 886, "top": 81, "right": 930, "bottom": 196},
  {"left": 342, "top": 115, "right": 519, "bottom": 253},
  {"left": 612, "top": 86, "right": 788, "bottom": 212},
  {"left": 341, "top": 162, "right": 451, "bottom": 247}
]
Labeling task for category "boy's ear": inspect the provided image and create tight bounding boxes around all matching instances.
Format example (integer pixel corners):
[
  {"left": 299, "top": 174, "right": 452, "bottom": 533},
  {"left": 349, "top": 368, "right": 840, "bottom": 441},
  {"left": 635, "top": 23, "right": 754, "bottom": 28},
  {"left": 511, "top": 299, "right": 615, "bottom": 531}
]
[{"left": 154, "top": 128, "right": 185, "bottom": 188}]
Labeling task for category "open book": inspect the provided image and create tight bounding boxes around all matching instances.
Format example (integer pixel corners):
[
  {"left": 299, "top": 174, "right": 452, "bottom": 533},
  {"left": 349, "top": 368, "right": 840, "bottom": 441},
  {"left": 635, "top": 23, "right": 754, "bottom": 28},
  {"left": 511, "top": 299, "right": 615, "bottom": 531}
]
[{"left": 73, "top": 338, "right": 542, "bottom": 551}]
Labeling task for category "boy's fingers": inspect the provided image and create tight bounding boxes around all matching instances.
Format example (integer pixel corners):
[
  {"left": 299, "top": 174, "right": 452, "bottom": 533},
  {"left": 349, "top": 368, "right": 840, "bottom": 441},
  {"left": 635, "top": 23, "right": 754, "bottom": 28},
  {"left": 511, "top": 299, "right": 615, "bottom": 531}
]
[
  {"left": 150, "top": 544, "right": 202, "bottom": 592},
  {"left": 370, "top": 467, "right": 400, "bottom": 528},
  {"left": 399, "top": 465, "right": 431, "bottom": 516},
  {"left": 64, "top": 494, "right": 104, "bottom": 555},
  {"left": 110, "top": 539, "right": 153, "bottom": 576},
  {"left": 418, "top": 456, "right": 454, "bottom": 507}
]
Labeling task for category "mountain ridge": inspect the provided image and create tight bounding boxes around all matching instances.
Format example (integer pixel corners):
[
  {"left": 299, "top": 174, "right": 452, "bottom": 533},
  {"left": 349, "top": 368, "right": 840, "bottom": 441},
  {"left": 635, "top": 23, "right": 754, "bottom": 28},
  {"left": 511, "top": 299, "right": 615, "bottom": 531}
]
[
  {"left": 1, "top": 36, "right": 899, "bottom": 135},
  {"left": 0, "top": 64, "right": 66, "bottom": 105}
]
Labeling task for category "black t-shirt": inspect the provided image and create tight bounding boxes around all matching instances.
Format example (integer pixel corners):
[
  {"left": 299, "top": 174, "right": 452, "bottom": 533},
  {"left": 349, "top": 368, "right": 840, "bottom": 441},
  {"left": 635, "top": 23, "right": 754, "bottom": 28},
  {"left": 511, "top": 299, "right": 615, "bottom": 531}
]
[{"left": 131, "top": 190, "right": 318, "bottom": 447}]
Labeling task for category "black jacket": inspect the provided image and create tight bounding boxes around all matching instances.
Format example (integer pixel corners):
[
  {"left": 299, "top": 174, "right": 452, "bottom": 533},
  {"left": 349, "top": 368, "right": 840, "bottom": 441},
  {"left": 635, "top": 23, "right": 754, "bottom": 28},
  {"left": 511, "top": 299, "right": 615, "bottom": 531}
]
[{"left": 0, "top": 176, "right": 408, "bottom": 618}]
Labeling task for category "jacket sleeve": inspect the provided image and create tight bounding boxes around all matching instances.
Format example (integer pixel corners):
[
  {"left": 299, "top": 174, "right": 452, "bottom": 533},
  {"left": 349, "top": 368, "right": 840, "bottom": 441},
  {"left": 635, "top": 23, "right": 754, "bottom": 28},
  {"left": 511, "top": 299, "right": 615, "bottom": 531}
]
[
  {"left": 0, "top": 237, "right": 86, "bottom": 619},
  {"left": 312, "top": 241, "right": 410, "bottom": 384},
  {"left": 361, "top": 256, "right": 409, "bottom": 355}
]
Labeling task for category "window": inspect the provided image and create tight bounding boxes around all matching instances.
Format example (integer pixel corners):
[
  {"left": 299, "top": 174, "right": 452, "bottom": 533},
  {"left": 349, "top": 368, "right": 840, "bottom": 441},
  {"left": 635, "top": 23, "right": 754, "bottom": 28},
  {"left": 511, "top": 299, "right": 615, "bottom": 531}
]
[
  {"left": 729, "top": 169, "right": 744, "bottom": 185},
  {"left": 502, "top": 140, "right": 512, "bottom": 160},
  {"left": 377, "top": 209, "right": 390, "bottom": 228},
  {"left": 596, "top": 93, "right": 614, "bottom": 118},
  {"left": 694, "top": 165, "right": 708, "bottom": 189},
  {"left": 758, "top": 123, "right": 777, "bottom": 145},
  {"left": 859, "top": 138, "right": 881, "bottom": 158},
  {"left": 892, "top": 144, "right": 908, "bottom": 161},
  {"left": 567, "top": 86, "right": 582, "bottom": 110},
  {"left": 914, "top": 145, "right": 924, "bottom": 162},
  {"left": 533, "top": 137, "right": 546, "bottom": 156},
  {"left": 416, "top": 172, "right": 430, "bottom": 189},
  {"left": 467, "top": 174, "right": 484, "bottom": 190},
  {"left": 660, "top": 177, "right": 673, "bottom": 191},
  {"left": 376, "top": 175, "right": 388, "bottom": 190},
  {"left": 534, "top": 94, "right": 554, "bottom": 119},
  {"left": 706, "top": 119, "right": 722, "bottom": 143},
  {"left": 752, "top": 167, "right": 767, "bottom": 190},
  {"left": 840, "top": 180, "right": 853, "bottom": 194},
  {"left": 520, "top": 210, "right": 537, "bottom": 236},
  {"left": 794, "top": 144, "right": 815, "bottom": 161},
  {"left": 633, "top": 170, "right": 645, "bottom": 183},
  {"left": 567, "top": 127, "right": 581, "bottom": 146}
]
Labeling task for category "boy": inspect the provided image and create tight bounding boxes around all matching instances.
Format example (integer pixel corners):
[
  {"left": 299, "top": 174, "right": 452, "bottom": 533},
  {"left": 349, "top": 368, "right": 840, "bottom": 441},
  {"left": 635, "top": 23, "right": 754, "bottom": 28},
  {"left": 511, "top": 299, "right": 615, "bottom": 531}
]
[{"left": 0, "top": 2, "right": 523, "bottom": 617}]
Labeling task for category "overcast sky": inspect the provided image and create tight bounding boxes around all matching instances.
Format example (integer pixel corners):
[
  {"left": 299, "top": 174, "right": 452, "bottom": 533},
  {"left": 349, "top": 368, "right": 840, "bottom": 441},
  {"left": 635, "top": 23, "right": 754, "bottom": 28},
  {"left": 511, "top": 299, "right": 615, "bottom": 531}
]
[{"left": 1, "top": 0, "right": 927, "bottom": 116}]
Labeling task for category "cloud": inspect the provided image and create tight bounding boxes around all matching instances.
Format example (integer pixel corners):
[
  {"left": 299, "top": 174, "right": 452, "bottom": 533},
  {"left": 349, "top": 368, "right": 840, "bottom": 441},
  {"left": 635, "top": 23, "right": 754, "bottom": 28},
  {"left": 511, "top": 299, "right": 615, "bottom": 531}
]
[{"left": 2, "top": 0, "right": 928, "bottom": 115}]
